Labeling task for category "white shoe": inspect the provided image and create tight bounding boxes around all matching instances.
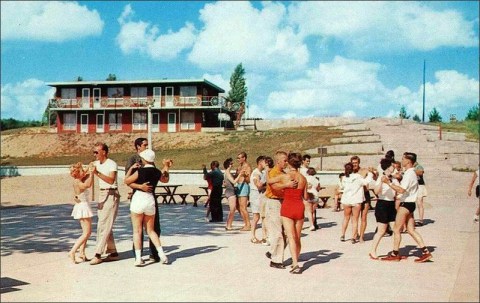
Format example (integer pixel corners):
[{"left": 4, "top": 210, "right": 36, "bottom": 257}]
[
  {"left": 134, "top": 258, "right": 145, "bottom": 267},
  {"left": 204, "top": 217, "right": 209, "bottom": 223},
  {"left": 309, "top": 226, "right": 316, "bottom": 231},
  {"left": 159, "top": 255, "right": 169, "bottom": 264}
]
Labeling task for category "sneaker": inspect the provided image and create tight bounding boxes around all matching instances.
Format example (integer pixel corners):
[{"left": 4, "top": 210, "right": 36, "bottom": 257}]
[
  {"left": 104, "top": 254, "right": 120, "bottom": 262},
  {"left": 89, "top": 257, "right": 103, "bottom": 265},
  {"left": 414, "top": 252, "right": 432, "bottom": 263},
  {"left": 309, "top": 226, "right": 316, "bottom": 231},
  {"left": 380, "top": 254, "right": 401, "bottom": 262},
  {"left": 134, "top": 258, "right": 145, "bottom": 267},
  {"left": 159, "top": 255, "right": 169, "bottom": 264}
]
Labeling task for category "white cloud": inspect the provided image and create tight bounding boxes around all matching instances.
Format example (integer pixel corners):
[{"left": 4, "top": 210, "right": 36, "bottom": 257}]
[
  {"left": 259, "top": 56, "right": 478, "bottom": 119},
  {"left": 287, "top": 2, "right": 478, "bottom": 53},
  {"left": 188, "top": 1, "right": 309, "bottom": 73},
  {"left": 0, "top": 1, "right": 103, "bottom": 42},
  {"left": 1, "top": 79, "right": 54, "bottom": 121},
  {"left": 116, "top": 5, "right": 197, "bottom": 60}
]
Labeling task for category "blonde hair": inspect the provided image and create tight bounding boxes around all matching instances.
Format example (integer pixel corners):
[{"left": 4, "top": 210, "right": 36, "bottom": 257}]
[{"left": 69, "top": 162, "right": 85, "bottom": 178}]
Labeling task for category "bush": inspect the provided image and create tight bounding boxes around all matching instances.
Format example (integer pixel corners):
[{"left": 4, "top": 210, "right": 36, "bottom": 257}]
[
  {"left": 428, "top": 107, "right": 442, "bottom": 123},
  {"left": 465, "top": 105, "right": 479, "bottom": 121}
]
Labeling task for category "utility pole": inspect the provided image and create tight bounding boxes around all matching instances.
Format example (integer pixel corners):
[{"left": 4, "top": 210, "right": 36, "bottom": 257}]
[{"left": 422, "top": 59, "right": 426, "bottom": 123}]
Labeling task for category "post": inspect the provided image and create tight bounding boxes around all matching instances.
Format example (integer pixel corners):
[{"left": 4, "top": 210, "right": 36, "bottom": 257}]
[
  {"left": 422, "top": 59, "right": 426, "bottom": 123},
  {"left": 439, "top": 124, "right": 442, "bottom": 140},
  {"left": 147, "top": 105, "right": 152, "bottom": 149},
  {"left": 318, "top": 146, "right": 327, "bottom": 171}
]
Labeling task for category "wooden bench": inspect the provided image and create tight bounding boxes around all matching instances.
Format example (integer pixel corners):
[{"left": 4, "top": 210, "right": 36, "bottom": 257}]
[
  {"left": 175, "top": 193, "right": 189, "bottom": 205},
  {"left": 154, "top": 193, "right": 169, "bottom": 204},
  {"left": 190, "top": 194, "right": 208, "bottom": 207}
]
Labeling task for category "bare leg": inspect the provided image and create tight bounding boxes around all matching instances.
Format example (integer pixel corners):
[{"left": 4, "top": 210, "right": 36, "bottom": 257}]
[
  {"left": 282, "top": 217, "right": 298, "bottom": 267},
  {"left": 359, "top": 202, "right": 370, "bottom": 242},
  {"left": 238, "top": 196, "right": 251, "bottom": 230},
  {"left": 225, "top": 196, "right": 237, "bottom": 229},
  {"left": 69, "top": 218, "right": 92, "bottom": 263},
  {"left": 351, "top": 204, "right": 361, "bottom": 241},
  {"left": 251, "top": 213, "right": 260, "bottom": 240},
  {"left": 341, "top": 205, "right": 352, "bottom": 239},
  {"left": 369, "top": 223, "right": 387, "bottom": 258}
]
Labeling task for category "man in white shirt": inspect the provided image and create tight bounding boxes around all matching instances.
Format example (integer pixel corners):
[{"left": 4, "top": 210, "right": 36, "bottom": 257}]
[
  {"left": 90, "top": 142, "right": 121, "bottom": 265},
  {"left": 381, "top": 152, "right": 432, "bottom": 263}
]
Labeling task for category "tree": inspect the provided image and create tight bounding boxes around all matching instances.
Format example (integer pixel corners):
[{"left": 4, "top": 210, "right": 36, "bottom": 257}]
[
  {"left": 465, "top": 105, "right": 479, "bottom": 121},
  {"left": 106, "top": 74, "right": 117, "bottom": 81},
  {"left": 76, "top": 76, "right": 83, "bottom": 81},
  {"left": 412, "top": 114, "right": 421, "bottom": 122},
  {"left": 399, "top": 106, "right": 410, "bottom": 119},
  {"left": 428, "top": 107, "right": 442, "bottom": 122},
  {"left": 227, "top": 63, "right": 248, "bottom": 129}
]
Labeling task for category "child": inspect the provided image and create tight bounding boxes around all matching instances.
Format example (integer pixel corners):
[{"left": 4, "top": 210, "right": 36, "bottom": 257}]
[
  {"left": 333, "top": 173, "right": 345, "bottom": 212},
  {"left": 305, "top": 167, "right": 321, "bottom": 231},
  {"left": 68, "top": 162, "right": 94, "bottom": 264}
]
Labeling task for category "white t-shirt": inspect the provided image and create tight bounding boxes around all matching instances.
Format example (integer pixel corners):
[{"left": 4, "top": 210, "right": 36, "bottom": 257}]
[
  {"left": 375, "top": 177, "right": 399, "bottom": 201},
  {"left": 306, "top": 175, "right": 320, "bottom": 197},
  {"left": 94, "top": 158, "right": 118, "bottom": 189},
  {"left": 398, "top": 167, "right": 418, "bottom": 202},
  {"left": 250, "top": 168, "right": 265, "bottom": 193},
  {"left": 341, "top": 172, "right": 373, "bottom": 205},
  {"left": 299, "top": 166, "right": 308, "bottom": 177}
]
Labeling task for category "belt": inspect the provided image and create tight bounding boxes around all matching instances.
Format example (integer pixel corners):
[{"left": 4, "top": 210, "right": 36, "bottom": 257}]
[
  {"left": 267, "top": 196, "right": 282, "bottom": 200},
  {"left": 100, "top": 188, "right": 118, "bottom": 191}
]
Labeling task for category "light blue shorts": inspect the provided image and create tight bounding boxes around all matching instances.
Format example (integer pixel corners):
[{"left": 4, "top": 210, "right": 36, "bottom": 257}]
[{"left": 236, "top": 182, "right": 250, "bottom": 197}]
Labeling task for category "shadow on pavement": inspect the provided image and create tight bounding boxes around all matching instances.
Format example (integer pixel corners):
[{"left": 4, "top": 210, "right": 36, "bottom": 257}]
[{"left": 0, "top": 277, "right": 29, "bottom": 294}]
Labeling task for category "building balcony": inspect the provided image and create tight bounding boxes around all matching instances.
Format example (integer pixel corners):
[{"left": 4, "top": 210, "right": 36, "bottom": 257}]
[{"left": 49, "top": 95, "right": 227, "bottom": 110}]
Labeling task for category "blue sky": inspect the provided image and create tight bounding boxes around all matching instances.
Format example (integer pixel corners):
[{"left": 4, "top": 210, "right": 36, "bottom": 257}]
[{"left": 1, "top": 1, "right": 479, "bottom": 121}]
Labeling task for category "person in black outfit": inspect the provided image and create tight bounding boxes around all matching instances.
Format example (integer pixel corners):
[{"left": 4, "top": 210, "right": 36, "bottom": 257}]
[{"left": 203, "top": 161, "right": 224, "bottom": 222}]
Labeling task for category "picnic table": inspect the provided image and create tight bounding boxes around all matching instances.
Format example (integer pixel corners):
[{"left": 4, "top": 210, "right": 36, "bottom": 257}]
[{"left": 155, "top": 184, "right": 181, "bottom": 204}]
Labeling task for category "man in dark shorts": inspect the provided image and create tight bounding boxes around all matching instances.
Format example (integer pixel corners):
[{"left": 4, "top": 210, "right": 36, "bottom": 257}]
[{"left": 381, "top": 152, "right": 433, "bottom": 263}]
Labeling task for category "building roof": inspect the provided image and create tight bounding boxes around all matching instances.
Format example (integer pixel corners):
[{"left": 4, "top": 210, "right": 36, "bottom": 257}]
[{"left": 46, "top": 78, "right": 225, "bottom": 93}]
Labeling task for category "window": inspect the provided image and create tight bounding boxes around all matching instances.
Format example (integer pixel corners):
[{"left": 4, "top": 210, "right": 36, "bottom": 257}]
[
  {"left": 108, "top": 87, "right": 124, "bottom": 98},
  {"left": 109, "top": 113, "right": 122, "bottom": 130},
  {"left": 61, "top": 88, "right": 76, "bottom": 100},
  {"left": 131, "top": 87, "right": 147, "bottom": 98},
  {"left": 133, "top": 111, "right": 147, "bottom": 130},
  {"left": 180, "top": 86, "right": 197, "bottom": 104},
  {"left": 180, "top": 111, "right": 195, "bottom": 130},
  {"left": 64, "top": 113, "right": 76, "bottom": 130}
]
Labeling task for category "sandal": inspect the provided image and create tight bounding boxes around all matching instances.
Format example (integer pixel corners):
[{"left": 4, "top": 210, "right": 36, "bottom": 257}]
[
  {"left": 250, "top": 238, "right": 261, "bottom": 244},
  {"left": 351, "top": 238, "right": 359, "bottom": 244},
  {"left": 289, "top": 265, "right": 302, "bottom": 274},
  {"left": 340, "top": 235, "right": 345, "bottom": 242}
]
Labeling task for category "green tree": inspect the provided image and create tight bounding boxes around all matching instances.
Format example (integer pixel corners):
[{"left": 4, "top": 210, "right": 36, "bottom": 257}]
[
  {"left": 76, "top": 76, "right": 83, "bottom": 81},
  {"left": 412, "top": 114, "right": 421, "bottom": 122},
  {"left": 399, "top": 106, "right": 410, "bottom": 119},
  {"left": 428, "top": 107, "right": 442, "bottom": 122},
  {"left": 227, "top": 63, "right": 247, "bottom": 106},
  {"left": 106, "top": 74, "right": 117, "bottom": 81},
  {"left": 465, "top": 105, "right": 479, "bottom": 121}
]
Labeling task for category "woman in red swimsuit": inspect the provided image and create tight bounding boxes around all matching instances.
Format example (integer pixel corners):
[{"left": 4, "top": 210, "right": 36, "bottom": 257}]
[{"left": 268, "top": 152, "right": 308, "bottom": 274}]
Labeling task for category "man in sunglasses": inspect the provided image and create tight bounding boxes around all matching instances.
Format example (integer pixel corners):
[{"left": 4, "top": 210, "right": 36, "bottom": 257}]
[{"left": 90, "top": 142, "right": 121, "bottom": 265}]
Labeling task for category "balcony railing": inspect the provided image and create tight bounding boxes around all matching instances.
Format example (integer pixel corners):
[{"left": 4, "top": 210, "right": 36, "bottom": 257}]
[{"left": 49, "top": 95, "right": 227, "bottom": 110}]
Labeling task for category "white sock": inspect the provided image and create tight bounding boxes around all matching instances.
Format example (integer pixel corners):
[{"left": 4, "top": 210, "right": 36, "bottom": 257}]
[
  {"left": 156, "top": 246, "right": 166, "bottom": 258},
  {"left": 135, "top": 249, "right": 141, "bottom": 261}
]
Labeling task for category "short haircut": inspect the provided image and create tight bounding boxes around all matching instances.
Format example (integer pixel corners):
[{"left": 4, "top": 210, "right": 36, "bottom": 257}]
[
  {"left": 256, "top": 155, "right": 265, "bottom": 164},
  {"left": 403, "top": 152, "right": 417, "bottom": 164},
  {"left": 302, "top": 154, "right": 311, "bottom": 161},
  {"left": 94, "top": 142, "right": 108, "bottom": 154},
  {"left": 238, "top": 151, "right": 247, "bottom": 159},
  {"left": 134, "top": 137, "right": 147, "bottom": 150},
  {"left": 380, "top": 158, "right": 393, "bottom": 171},
  {"left": 265, "top": 156, "right": 274, "bottom": 168},
  {"left": 350, "top": 155, "right": 360, "bottom": 163},
  {"left": 274, "top": 150, "right": 288, "bottom": 163},
  {"left": 307, "top": 167, "right": 317, "bottom": 176},
  {"left": 211, "top": 160, "right": 219, "bottom": 169}
]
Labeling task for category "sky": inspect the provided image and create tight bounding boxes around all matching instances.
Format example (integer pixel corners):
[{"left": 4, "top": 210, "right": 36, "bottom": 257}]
[{"left": 1, "top": 1, "right": 479, "bottom": 121}]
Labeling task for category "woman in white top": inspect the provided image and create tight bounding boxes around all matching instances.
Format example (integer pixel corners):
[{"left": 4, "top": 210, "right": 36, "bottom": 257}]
[
  {"left": 467, "top": 167, "right": 480, "bottom": 223},
  {"left": 369, "top": 158, "right": 400, "bottom": 259},
  {"left": 340, "top": 162, "right": 374, "bottom": 244}
]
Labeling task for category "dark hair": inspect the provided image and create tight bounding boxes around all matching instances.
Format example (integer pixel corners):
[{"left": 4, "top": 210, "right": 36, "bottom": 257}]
[
  {"left": 307, "top": 167, "right": 317, "bottom": 176},
  {"left": 256, "top": 155, "right": 265, "bottom": 164},
  {"left": 265, "top": 156, "right": 274, "bottom": 168},
  {"left": 403, "top": 152, "right": 417, "bottom": 164},
  {"left": 380, "top": 158, "right": 393, "bottom": 171},
  {"left": 344, "top": 162, "right": 353, "bottom": 177},
  {"left": 223, "top": 157, "right": 233, "bottom": 169},
  {"left": 385, "top": 150, "right": 395, "bottom": 161},
  {"left": 134, "top": 137, "right": 147, "bottom": 150},
  {"left": 302, "top": 154, "right": 311, "bottom": 161},
  {"left": 211, "top": 160, "right": 219, "bottom": 169},
  {"left": 339, "top": 172, "right": 345, "bottom": 177},
  {"left": 288, "top": 152, "right": 302, "bottom": 169}
]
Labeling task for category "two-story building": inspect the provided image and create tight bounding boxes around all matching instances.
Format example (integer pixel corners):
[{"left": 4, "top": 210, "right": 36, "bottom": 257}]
[{"left": 47, "top": 78, "right": 234, "bottom": 133}]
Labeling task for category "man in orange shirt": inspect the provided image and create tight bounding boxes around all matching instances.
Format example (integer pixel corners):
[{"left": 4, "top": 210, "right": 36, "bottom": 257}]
[{"left": 264, "top": 150, "right": 297, "bottom": 269}]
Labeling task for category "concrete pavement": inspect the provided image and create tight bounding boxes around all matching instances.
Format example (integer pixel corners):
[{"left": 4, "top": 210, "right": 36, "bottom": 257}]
[{"left": 1, "top": 118, "right": 479, "bottom": 302}]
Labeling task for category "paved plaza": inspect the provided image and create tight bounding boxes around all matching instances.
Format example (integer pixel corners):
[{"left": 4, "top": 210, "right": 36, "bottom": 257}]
[{"left": 1, "top": 118, "right": 479, "bottom": 302}]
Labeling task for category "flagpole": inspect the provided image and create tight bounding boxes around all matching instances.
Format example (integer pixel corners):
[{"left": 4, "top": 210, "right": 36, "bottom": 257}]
[{"left": 422, "top": 59, "right": 426, "bottom": 123}]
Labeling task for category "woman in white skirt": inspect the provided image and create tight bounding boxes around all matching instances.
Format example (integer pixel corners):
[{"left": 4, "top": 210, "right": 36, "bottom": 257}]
[{"left": 68, "top": 162, "right": 94, "bottom": 264}]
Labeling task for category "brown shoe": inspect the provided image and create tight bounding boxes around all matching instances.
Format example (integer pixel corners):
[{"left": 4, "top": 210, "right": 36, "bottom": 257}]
[
  {"left": 104, "top": 254, "right": 120, "bottom": 262},
  {"left": 89, "top": 257, "right": 103, "bottom": 265},
  {"left": 414, "top": 252, "right": 432, "bottom": 263},
  {"left": 380, "top": 254, "right": 401, "bottom": 261}
]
